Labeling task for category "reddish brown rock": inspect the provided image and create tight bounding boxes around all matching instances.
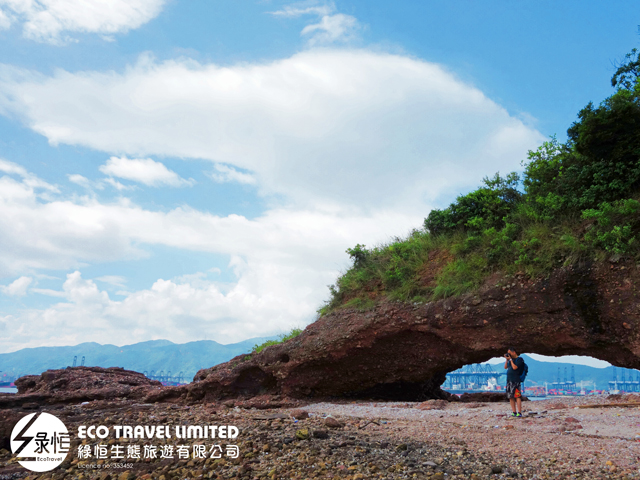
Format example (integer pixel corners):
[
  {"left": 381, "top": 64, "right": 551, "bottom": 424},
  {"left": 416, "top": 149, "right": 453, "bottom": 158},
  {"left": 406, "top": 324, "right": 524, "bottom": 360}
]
[
  {"left": 324, "top": 417, "right": 343, "bottom": 428},
  {"left": 290, "top": 409, "right": 310, "bottom": 419},
  {"left": 234, "top": 395, "right": 302, "bottom": 410},
  {"left": 417, "top": 399, "right": 449, "bottom": 410},
  {"left": 0, "top": 366, "right": 162, "bottom": 408},
  {"left": 184, "top": 261, "right": 640, "bottom": 402},
  {"left": 15, "top": 366, "right": 160, "bottom": 395}
]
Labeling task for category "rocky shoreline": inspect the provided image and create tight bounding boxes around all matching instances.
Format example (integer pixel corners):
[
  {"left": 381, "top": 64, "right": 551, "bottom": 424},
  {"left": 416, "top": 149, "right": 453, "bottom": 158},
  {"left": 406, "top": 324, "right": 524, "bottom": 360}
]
[{"left": 1, "top": 393, "right": 639, "bottom": 479}]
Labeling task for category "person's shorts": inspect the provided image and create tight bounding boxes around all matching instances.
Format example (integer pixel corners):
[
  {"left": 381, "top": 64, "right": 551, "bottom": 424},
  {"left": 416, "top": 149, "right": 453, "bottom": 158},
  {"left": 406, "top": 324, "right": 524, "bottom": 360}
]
[{"left": 506, "top": 381, "right": 522, "bottom": 399}]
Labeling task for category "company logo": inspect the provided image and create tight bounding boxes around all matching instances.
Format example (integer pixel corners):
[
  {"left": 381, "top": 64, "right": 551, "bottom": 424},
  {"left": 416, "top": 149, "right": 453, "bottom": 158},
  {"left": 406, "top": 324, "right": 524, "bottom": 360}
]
[{"left": 10, "top": 412, "right": 70, "bottom": 472}]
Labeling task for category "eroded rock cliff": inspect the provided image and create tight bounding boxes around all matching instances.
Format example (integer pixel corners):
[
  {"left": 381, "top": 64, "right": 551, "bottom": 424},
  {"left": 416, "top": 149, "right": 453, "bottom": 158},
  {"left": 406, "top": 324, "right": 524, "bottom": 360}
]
[{"left": 184, "top": 260, "right": 639, "bottom": 402}]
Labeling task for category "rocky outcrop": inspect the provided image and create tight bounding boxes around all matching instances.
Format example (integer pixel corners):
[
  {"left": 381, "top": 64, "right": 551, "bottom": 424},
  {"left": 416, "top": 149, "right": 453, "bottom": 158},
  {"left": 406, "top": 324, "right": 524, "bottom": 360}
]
[
  {"left": 0, "top": 366, "right": 162, "bottom": 408},
  {"left": 184, "top": 260, "right": 640, "bottom": 402}
]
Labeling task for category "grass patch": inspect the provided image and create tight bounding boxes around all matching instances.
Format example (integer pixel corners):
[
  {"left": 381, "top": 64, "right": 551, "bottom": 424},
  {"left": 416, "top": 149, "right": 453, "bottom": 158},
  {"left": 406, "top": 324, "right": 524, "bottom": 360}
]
[
  {"left": 432, "top": 254, "right": 487, "bottom": 299},
  {"left": 319, "top": 207, "right": 629, "bottom": 316},
  {"left": 251, "top": 327, "right": 303, "bottom": 354},
  {"left": 342, "top": 296, "right": 377, "bottom": 311}
]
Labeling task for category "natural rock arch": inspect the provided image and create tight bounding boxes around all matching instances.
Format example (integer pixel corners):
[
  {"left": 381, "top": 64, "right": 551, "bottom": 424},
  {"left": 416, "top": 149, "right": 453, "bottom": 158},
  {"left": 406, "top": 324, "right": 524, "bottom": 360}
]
[{"left": 188, "top": 260, "right": 639, "bottom": 401}]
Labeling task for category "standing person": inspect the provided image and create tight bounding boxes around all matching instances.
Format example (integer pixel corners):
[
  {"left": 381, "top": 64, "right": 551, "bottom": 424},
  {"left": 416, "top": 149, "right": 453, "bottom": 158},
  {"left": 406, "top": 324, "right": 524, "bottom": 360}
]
[{"left": 504, "top": 347, "right": 525, "bottom": 417}]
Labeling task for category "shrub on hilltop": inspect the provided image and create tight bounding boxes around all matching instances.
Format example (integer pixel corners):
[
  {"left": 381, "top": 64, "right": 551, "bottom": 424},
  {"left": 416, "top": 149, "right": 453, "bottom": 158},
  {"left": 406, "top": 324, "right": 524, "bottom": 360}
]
[{"left": 319, "top": 47, "right": 640, "bottom": 316}]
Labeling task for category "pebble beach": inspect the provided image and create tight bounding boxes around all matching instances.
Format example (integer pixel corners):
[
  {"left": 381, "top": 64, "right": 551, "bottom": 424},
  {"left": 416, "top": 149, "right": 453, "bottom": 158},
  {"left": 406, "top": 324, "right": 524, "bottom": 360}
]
[{"left": 1, "top": 394, "right": 639, "bottom": 479}]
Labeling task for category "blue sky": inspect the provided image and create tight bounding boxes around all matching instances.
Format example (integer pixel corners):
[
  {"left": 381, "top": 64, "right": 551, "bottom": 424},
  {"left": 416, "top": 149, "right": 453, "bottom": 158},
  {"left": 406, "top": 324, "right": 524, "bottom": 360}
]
[{"left": 0, "top": 1, "right": 636, "bottom": 368}]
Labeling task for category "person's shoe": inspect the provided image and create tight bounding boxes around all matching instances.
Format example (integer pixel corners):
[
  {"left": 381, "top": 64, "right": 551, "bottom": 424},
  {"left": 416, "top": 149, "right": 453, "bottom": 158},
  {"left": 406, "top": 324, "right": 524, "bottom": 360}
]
[
  {"left": 511, "top": 412, "right": 518, "bottom": 417},
  {"left": 515, "top": 412, "right": 522, "bottom": 418}
]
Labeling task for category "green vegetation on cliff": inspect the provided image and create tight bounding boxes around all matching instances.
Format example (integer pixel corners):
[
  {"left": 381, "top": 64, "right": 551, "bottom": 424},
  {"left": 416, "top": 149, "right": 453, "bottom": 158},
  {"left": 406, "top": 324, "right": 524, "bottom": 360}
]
[
  {"left": 251, "top": 327, "right": 303, "bottom": 354},
  {"left": 320, "top": 48, "right": 640, "bottom": 315}
]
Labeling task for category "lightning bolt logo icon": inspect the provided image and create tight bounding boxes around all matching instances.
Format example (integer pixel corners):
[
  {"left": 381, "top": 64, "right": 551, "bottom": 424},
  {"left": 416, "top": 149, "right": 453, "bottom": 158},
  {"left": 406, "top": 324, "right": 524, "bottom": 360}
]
[{"left": 13, "top": 412, "right": 40, "bottom": 456}]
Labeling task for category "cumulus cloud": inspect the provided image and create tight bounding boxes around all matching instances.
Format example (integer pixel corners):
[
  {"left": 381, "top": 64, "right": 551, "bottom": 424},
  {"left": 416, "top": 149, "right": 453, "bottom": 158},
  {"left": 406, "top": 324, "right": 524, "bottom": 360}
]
[
  {"left": 0, "top": 0, "right": 166, "bottom": 44},
  {"left": 1, "top": 276, "right": 32, "bottom": 296},
  {"left": 0, "top": 50, "right": 543, "bottom": 213},
  {"left": 2, "top": 268, "right": 317, "bottom": 351},
  {"left": 0, "top": 48, "right": 546, "bottom": 350},
  {"left": 99, "top": 156, "right": 195, "bottom": 187},
  {"left": 0, "top": 161, "right": 424, "bottom": 351}
]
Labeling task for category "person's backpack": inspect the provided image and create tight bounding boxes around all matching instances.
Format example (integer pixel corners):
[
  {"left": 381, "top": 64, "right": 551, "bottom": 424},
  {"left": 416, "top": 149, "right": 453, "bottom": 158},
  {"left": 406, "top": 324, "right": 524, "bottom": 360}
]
[{"left": 519, "top": 358, "right": 529, "bottom": 384}]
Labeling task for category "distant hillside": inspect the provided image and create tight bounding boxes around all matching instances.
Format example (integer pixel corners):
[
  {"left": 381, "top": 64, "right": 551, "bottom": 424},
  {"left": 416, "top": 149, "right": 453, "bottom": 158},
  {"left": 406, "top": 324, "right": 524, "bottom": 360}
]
[
  {"left": 519, "top": 355, "right": 637, "bottom": 391},
  {"left": 0, "top": 336, "right": 277, "bottom": 382},
  {"left": 472, "top": 355, "right": 637, "bottom": 391}
]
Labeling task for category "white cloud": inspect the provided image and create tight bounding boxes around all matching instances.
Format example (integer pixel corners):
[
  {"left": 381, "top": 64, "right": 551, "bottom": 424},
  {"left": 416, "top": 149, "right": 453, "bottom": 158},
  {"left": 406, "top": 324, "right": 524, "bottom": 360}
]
[
  {"left": 103, "top": 177, "right": 134, "bottom": 191},
  {"left": 0, "top": 158, "right": 28, "bottom": 176},
  {"left": 0, "top": 8, "right": 11, "bottom": 29},
  {"left": 0, "top": 49, "right": 547, "bottom": 351},
  {"left": 99, "top": 156, "right": 194, "bottom": 187},
  {"left": 269, "top": 2, "right": 334, "bottom": 18},
  {"left": 270, "top": 2, "right": 359, "bottom": 45},
  {"left": 67, "top": 173, "right": 91, "bottom": 187},
  {"left": 68, "top": 173, "right": 137, "bottom": 192},
  {"left": 0, "top": 170, "right": 419, "bottom": 277},
  {"left": 0, "top": 173, "right": 147, "bottom": 275},
  {"left": 301, "top": 13, "right": 359, "bottom": 46},
  {"left": 95, "top": 275, "right": 127, "bottom": 287},
  {"left": 3, "top": 268, "right": 317, "bottom": 351},
  {"left": 209, "top": 164, "right": 256, "bottom": 185},
  {"left": 0, "top": 162, "right": 423, "bottom": 350},
  {"left": 0, "top": 50, "right": 543, "bottom": 212},
  {"left": 0, "top": 0, "right": 166, "bottom": 44},
  {"left": 1, "top": 276, "right": 32, "bottom": 296},
  {"left": 31, "top": 287, "right": 66, "bottom": 297},
  {"left": 0, "top": 158, "right": 58, "bottom": 192}
]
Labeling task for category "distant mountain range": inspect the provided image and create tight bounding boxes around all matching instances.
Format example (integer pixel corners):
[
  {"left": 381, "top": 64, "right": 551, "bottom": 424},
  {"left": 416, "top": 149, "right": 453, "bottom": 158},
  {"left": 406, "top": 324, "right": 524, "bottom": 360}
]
[
  {"left": 518, "top": 355, "right": 638, "bottom": 391},
  {"left": 0, "top": 336, "right": 278, "bottom": 383},
  {"left": 475, "top": 355, "right": 638, "bottom": 391}
]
